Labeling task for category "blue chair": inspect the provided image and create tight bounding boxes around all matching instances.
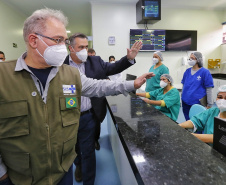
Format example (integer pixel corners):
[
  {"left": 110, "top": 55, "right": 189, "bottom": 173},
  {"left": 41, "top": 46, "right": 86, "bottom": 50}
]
[
  {"left": 189, "top": 104, "right": 207, "bottom": 134},
  {"left": 189, "top": 104, "right": 207, "bottom": 119}
]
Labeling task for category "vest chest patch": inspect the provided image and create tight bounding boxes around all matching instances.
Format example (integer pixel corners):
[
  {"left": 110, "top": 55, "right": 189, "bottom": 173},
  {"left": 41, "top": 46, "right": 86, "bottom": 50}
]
[
  {"left": 66, "top": 97, "right": 77, "bottom": 108},
  {"left": 62, "top": 85, "right": 76, "bottom": 95}
]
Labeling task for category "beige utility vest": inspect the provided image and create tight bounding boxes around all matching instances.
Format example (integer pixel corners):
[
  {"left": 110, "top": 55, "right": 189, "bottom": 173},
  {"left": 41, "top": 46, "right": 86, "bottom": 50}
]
[{"left": 0, "top": 61, "right": 81, "bottom": 185}]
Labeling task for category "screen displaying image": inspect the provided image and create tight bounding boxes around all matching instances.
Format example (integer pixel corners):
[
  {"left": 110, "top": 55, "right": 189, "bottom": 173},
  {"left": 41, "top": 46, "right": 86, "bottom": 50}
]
[
  {"left": 165, "top": 30, "right": 197, "bottom": 51},
  {"left": 144, "top": 1, "right": 159, "bottom": 18},
  {"left": 130, "top": 29, "right": 165, "bottom": 51}
]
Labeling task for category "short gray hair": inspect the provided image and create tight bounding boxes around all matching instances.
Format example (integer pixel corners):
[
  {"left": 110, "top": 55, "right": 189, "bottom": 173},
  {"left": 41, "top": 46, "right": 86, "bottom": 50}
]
[
  {"left": 23, "top": 8, "right": 68, "bottom": 42},
  {"left": 69, "top": 33, "right": 88, "bottom": 47}
]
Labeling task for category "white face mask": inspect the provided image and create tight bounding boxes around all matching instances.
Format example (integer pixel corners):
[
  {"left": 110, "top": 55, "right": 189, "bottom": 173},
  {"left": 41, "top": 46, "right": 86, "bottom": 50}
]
[
  {"left": 76, "top": 49, "right": 88, "bottom": 62},
  {"left": 160, "top": 80, "right": 168, "bottom": 88},
  {"left": 36, "top": 36, "right": 68, "bottom": 67},
  {"left": 110, "top": 61, "right": 115, "bottom": 63},
  {"left": 152, "top": 58, "right": 159, "bottom": 65},
  {"left": 216, "top": 99, "right": 226, "bottom": 112},
  {"left": 188, "top": 59, "right": 196, "bottom": 66},
  {"left": 0, "top": 60, "right": 2, "bottom": 62}
]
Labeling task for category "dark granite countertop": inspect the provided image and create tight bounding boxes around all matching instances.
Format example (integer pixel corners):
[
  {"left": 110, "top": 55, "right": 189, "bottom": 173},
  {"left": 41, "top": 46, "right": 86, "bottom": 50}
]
[
  {"left": 211, "top": 73, "right": 226, "bottom": 80},
  {"left": 107, "top": 94, "right": 226, "bottom": 185}
]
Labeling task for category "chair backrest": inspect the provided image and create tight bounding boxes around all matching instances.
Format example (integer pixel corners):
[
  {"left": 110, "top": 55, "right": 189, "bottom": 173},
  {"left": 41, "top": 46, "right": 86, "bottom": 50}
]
[{"left": 189, "top": 104, "right": 207, "bottom": 119}]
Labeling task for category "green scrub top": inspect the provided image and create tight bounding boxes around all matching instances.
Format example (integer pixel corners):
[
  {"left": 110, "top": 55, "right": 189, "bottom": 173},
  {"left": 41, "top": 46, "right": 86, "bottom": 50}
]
[
  {"left": 190, "top": 107, "right": 220, "bottom": 134},
  {"left": 149, "top": 87, "right": 180, "bottom": 121},
  {"left": 145, "top": 64, "right": 169, "bottom": 92}
]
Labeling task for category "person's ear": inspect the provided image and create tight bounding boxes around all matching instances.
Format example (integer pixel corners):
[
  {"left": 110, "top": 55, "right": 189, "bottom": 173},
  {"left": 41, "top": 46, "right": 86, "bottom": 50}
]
[
  {"left": 28, "top": 34, "right": 38, "bottom": 49},
  {"left": 68, "top": 45, "right": 73, "bottom": 52}
]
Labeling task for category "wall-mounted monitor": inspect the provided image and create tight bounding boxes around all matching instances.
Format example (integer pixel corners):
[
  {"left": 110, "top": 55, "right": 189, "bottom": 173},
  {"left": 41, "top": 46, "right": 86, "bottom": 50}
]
[
  {"left": 136, "top": 0, "right": 161, "bottom": 24},
  {"left": 165, "top": 30, "right": 197, "bottom": 51},
  {"left": 130, "top": 29, "right": 165, "bottom": 51},
  {"left": 130, "top": 29, "right": 197, "bottom": 51}
]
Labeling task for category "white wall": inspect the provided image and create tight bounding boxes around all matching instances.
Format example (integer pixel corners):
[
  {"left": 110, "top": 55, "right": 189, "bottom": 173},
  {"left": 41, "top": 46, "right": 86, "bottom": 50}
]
[
  {"left": 224, "top": 9, "right": 226, "bottom": 20},
  {"left": 91, "top": 3, "right": 224, "bottom": 85},
  {"left": 0, "top": 1, "right": 27, "bottom": 61}
]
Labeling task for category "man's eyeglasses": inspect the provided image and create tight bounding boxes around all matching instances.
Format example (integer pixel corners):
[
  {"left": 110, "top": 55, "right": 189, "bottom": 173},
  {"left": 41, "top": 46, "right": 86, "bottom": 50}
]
[{"left": 35, "top": 32, "right": 70, "bottom": 45}]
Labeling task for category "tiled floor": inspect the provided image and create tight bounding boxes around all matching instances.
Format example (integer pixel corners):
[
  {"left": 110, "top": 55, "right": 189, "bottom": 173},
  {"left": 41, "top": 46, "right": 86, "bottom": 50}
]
[{"left": 73, "top": 115, "right": 121, "bottom": 185}]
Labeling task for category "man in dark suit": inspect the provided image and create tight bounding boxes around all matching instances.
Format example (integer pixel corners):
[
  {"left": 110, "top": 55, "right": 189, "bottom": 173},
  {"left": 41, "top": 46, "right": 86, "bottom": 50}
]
[{"left": 64, "top": 33, "right": 142, "bottom": 185}]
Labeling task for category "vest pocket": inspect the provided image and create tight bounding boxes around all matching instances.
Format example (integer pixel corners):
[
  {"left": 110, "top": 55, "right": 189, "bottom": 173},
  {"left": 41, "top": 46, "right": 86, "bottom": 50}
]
[
  {"left": 1, "top": 150, "right": 32, "bottom": 183},
  {"left": 61, "top": 137, "right": 76, "bottom": 172},
  {"left": 60, "top": 97, "right": 80, "bottom": 127},
  {"left": 0, "top": 100, "right": 29, "bottom": 139}
]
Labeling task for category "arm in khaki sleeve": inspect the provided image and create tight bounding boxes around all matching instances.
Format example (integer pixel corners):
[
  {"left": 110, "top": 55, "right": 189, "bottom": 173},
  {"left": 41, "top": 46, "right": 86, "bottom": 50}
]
[{"left": 191, "top": 133, "right": 213, "bottom": 143}]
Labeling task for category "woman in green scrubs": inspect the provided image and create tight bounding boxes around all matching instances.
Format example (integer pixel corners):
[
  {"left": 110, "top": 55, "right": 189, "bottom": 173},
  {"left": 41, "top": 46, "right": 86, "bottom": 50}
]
[
  {"left": 179, "top": 85, "right": 226, "bottom": 144},
  {"left": 145, "top": 51, "right": 169, "bottom": 92},
  {"left": 137, "top": 74, "right": 180, "bottom": 121}
]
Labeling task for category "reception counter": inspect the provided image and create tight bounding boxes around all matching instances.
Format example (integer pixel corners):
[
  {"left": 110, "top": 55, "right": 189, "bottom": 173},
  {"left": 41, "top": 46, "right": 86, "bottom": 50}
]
[{"left": 106, "top": 94, "right": 226, "bottom": 185}]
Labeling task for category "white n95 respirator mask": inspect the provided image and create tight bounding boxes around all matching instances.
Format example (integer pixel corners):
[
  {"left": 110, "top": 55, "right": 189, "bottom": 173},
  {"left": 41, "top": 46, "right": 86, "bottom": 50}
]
[
  {"left": 152, "top": 58, "right": 159, "bottom": 65},
  {"left": 76, "top": 49, "right": 88, "bottom": 62},
  {"left": 188, "top": 59, "right": 196, "bottom": 66},
  {"left": 160, "top": 81, "right": 168, "bottom": 88},
  {"left": 216, "top": 99, "right": 226, "bottom": 112},
  {"left": 36, "top": 36, "right": 68, "bottom": 66}
]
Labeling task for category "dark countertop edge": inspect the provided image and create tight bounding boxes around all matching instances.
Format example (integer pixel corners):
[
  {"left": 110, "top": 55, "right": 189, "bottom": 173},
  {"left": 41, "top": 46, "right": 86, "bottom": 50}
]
[
  {"left": 211, "top": 74, "right": 226, "bottom": 80},
  {"left": 106, "top": 102, "right": 145, "bottom": 185},
  {"left": 212, "top": 77, "right": 226, "bottom": 80}
]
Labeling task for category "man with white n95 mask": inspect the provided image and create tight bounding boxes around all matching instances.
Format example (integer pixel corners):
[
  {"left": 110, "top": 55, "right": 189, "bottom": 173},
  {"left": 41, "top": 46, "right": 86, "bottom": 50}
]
[{"left": 0, "top": 8, "right": 153, "bottom": 185}]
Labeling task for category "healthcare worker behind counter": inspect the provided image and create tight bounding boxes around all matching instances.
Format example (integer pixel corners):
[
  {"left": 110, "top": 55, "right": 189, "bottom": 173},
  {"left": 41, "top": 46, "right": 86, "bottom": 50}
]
[
  {"left": 137, "top": 74, "right": 180, "bottom": 121},
  {"left": 145, "top": 51, "right": 169, "bottom": 92},
  {"left": 179, "top": 85, "right": 226, "bottom": 144},
  {"left": 181, "top": 51, "right": 214, "bottom": 121}
]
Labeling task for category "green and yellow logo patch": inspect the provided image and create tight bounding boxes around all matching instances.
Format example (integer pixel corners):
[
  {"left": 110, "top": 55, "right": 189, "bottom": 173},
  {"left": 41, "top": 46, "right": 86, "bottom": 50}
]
[{"left": 66, "top": 97, "right": 77, "bottom": 108}]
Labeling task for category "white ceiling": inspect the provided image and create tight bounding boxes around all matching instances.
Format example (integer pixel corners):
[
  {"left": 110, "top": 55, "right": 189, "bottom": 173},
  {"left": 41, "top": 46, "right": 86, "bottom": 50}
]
[{"left": 1, "top": 0, "right": 226, "bottom": 36}]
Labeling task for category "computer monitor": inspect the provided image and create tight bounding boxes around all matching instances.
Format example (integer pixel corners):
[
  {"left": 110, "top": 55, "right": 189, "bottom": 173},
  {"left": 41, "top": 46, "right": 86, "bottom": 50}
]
[
  {"left": 130, "top": 29, "right": 165, "bottom": 51},
  {"left": 165, "top": 30, "right": 197, "bottom": 51},
  {"left": 213, "top": 117, "right": 226, "bottom": 156},
  {"left": 136, "top": 0, "right": 161, "bottom": 24}
]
